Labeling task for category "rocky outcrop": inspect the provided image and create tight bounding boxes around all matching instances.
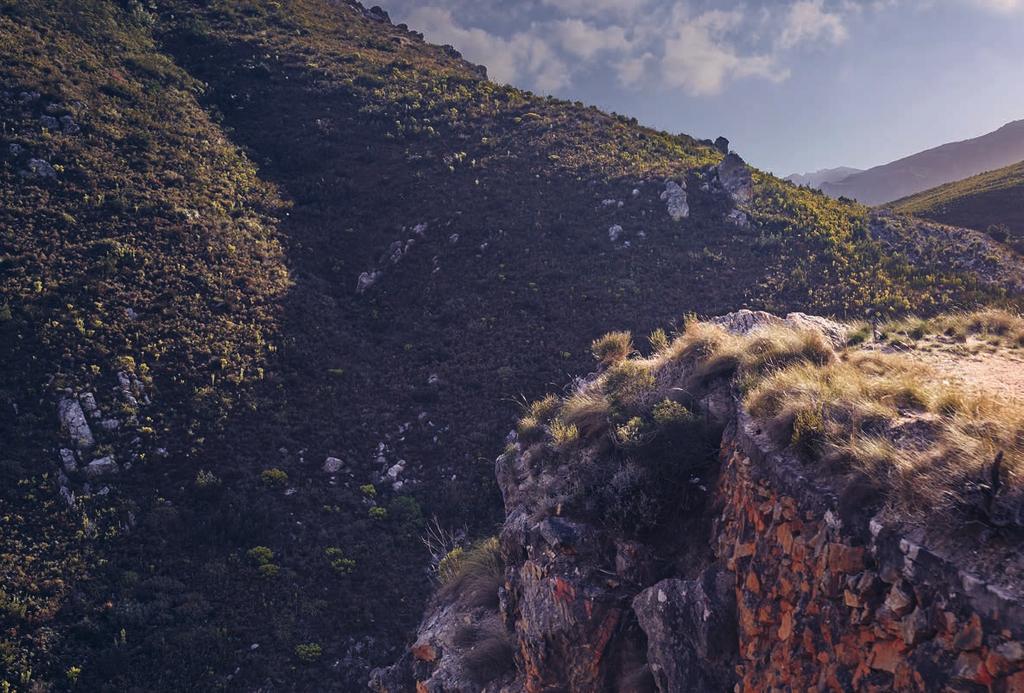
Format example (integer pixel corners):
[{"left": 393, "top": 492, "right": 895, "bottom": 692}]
[
  {"left": 377, "top": 312, "right": 1024, "bottom": 692},
  {"left": 710, "top": 309, "right": 847, "bottom": 348},
  {"left": 632, "top": 567, "right": 737, "bottom": 692},
  {"left": 717, "top": 152, "right": 753, "bottom": 206}
]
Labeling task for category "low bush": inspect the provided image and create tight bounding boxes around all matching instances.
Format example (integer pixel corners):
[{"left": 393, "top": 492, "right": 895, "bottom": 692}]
[
  {"left": 259, "top": 468, "right": 288, "bottom": 487},
  {"left": 294, "top": 643, "right": 322, "bottom": 663}
]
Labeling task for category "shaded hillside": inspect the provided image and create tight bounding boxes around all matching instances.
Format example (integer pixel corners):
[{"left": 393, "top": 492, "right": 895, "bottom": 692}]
[
  {"left": 822, "top": 120, "right": 1024, "bottom": 205},
  {"left": 892, "top": 158, "right": 1024, "bottom": 250},
  {"left": 1, "top": 1, "right": 1021, "bottom": 690}
]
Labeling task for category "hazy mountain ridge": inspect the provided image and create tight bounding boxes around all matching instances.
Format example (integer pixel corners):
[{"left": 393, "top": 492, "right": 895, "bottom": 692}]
[
  {"left": 821, "top": 119, "right": 1024, "bottom": 205},
  {"left": 785, "top": 166, "right": 862, "bottom": 188}
]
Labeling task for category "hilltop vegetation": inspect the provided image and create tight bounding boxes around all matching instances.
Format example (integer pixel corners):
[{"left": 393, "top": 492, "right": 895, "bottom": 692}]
[
  {"left": 1, "top": 0, "right": 1022, "bottom": 690},
  {"left": 892, "top": 158, "right": 1024, "bottom": 251}
]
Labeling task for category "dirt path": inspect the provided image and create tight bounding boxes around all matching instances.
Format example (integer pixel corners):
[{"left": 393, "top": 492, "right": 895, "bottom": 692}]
[{"left": 892, "top": 338, "right": 1024, "bottom": 402}]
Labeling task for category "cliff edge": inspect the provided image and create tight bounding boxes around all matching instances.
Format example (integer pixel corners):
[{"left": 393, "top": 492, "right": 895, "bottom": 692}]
[{"left": 374, "top": 310, "right": 1024, "bottom": 692}]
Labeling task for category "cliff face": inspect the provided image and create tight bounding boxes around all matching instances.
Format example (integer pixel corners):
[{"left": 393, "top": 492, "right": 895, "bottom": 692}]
[{"left": 374, "top": 314, "right": 1024, "bottom": 692}]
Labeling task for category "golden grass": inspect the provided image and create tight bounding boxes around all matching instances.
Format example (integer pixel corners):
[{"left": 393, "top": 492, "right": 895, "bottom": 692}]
[
  {"left": 591, "top": 330, "right": 634, "bottom": 366},
  {"left": 540, "top": 313, "right": 1024, "bottom": 524},
  {"left": 559, "top": 389, "right": 612, "bottom": 443},
  {"left": 882, "top": 308, "right": 1024, "bottom": 348},
  {"left": 745, "top": 348, "right": 1024, "bottom": 520}
]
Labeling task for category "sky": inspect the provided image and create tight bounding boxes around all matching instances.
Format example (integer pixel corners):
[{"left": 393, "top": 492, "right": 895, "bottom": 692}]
[{"left": 380, "top": 0, "right": 1024, "bottom": 176}]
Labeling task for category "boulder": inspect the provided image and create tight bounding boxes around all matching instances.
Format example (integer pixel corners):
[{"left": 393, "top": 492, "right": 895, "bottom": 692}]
[
  {"left": 710, "top": 309, "right": 783, "bottom": 336},
  {"left": 58, "top": 397, "right": 95, "bottom": 451},
  {"left": 710, "top": 310, "right": 847, "bottom": 348},
  {"left": 59, "top": 448, "right": 78, "bottom": 473},
  {"left": 660, "top": 180, "right": 689, "bottom": 221},
  {"left": 608, "top": 225, "right": 624, "bottom": 242},
  {"left": 84, "top": 455, "right": 118, "bottom": 478},
  {"left": 323, "top": 456, "right": 344, "bottom": 474},
  {"left": 27, "top": 158, "right": 56, "bottom": 178},
  {"left": 784, "top": 312, "right": 848, "bottom": 348},
  {"left": 726, "top": 208, "right": 749, "bottom": 227},
  {"left": 356, "top": 270, "right": 381, "bottom": 294},
  {"left": 60, "top": 115, "right": 80, "bottom": 134},
  {"left": 714, "top": 136, "right": 730, "bottom": 155}
]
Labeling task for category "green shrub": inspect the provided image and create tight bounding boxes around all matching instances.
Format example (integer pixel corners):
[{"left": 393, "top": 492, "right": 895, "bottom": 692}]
[
  {"left": 259, "top": 468, "right": 288, "bottom": 487},
  {"left": 246, "top": 546, "right": 274, "bottom": 565},
  {"left": 294, "top": 643, "right": 322, "bottom": 663},
  {"left": 615, "top": 416, "right": 649, "bottom": 447},
  {"left": 194, "top": 469, "right": 221, "bottom": 490},
  {"left": 368, "top": 506, "right": 387, "bottom": 520},
  {"left": 439, "top": 538, "right": 503, "bottom": 608},
  {"left": 359, "top": 483, "right": 376, "bottom": 497},
  {"left": 652, "top": 399, "right": 697, "bottom": 428},
  {"left": 324, "top": 548, "right": 355, "bottom": 574},
  {"left": 437, "top": 546, "right": 464, "bottom": 584}
]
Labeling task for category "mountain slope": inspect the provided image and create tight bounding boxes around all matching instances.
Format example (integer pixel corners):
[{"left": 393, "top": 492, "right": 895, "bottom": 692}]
[
  {"left": 822, "top": 120, "right": 1024, "bottom": 205},
  {"left": 892, "top": 158, "right": 1024, "bottom": 248},
  {"left": 1, "top": 1, "right": 1022, "bottom": 690},
  {"left": 785, "top": 166, "right": 861, "bottom": 188}
]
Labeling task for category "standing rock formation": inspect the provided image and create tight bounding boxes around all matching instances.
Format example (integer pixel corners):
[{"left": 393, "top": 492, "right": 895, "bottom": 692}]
[{"left": 717, "top": 153, "right": 754, "bottom": 206}]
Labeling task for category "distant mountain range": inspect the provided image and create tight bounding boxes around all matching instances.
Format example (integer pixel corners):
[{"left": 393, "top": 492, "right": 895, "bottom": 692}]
[
  {"left": 785, "top": 166, "right": 862, "bottom": 189},
  {"left": 818, "top": 120, "right": 1024, "bottom": 206}
]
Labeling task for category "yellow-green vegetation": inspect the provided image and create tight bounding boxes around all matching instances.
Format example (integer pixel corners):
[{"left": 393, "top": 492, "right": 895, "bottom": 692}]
[
  {"left": 517, "top": 394, "right": 563, "bottom": 444},
  {"left": 550, "top": 420, "right": 580, "bottom": 447},
  {"left": 294, "top": 643, "right": 322, "bottom": 663},
  {"left": 260, "top": 468, "right": 289, "bottom": 487}
]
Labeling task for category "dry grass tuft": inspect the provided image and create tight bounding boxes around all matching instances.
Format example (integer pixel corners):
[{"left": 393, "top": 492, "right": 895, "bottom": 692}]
[
  {"left": 882, "top": 308, "right": 1024, "bottom": 348},
  {"left": 559, "top": 389, "right": 612, "bottom": 443},
  {"left": 440, "top": 537, "right": 504, "bottom": 609},
  {"left": 456, "top": 614, "right": 516, "bottom": 684},
  {"left": 592, "top": 331, "right": 634, "bottom": 366}
]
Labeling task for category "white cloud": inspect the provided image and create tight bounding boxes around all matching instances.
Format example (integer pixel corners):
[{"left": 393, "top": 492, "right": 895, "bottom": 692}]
[
  {"left": 968, "top": 0, "right": 1022, "bottom": 11},
  {"left": 550, "top": 19, "right": 631, "bottom": 60},
  {"left": 538, "top": 0, "right": 651, "bottom": 19},
  {"left": 402, "top": 6, "right": 571, "bottom": 90},
  {"left": 389, "top": 0, "right": 896, "bottom": 96},
  {"left": 779, "top": 0, "right": 849, "bottom": 49},
  {"left": 659, "top": 9, "right": 787, "bottom": 96}
]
